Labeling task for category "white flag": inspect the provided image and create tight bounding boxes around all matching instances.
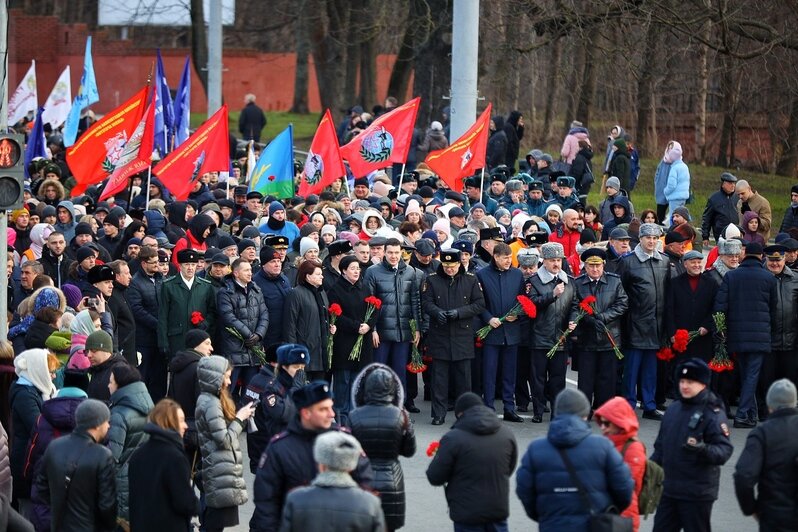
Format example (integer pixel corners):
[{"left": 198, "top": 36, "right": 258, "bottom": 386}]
[
  {"left": 8, "top": 60, "right": 37, "bottom": 126},
  {"left": 42, "top": 66, "right": 72, "bottom": 130},
  {"left": 246, "top": 140, "right": 257, "bottom": 182}
]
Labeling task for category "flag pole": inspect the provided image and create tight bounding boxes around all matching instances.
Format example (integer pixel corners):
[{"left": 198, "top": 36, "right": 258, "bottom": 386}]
[
  {"left": 397, "top": 162, "right": 406, "bottom": 193},
  {"left": 144, "top": 165, "right": 152, "bottom": 206},
  {"left": 479, "top": 166, "right": 486, "bottom": 199},
  {"left": 343, "top": 174, "right": 350, "bottom": 197}
]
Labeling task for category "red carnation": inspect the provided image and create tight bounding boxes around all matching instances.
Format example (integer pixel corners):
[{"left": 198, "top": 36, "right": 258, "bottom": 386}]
[
  {"left": 656, "top": 347, "right": 675, "bottom": 361},
  {"left": 365, "top": 296, "right": 382, "bottom": 310},
  {"left": 579, "top": 295, "right": 597, "bottom": 315},
  {"left": 329, "top": 303, "right": 343, "bottom": 317},
  {"left": 406, "top": 361, "right": 428, "bottom": 374},
  {"left": 426, "top": 441, "right": 440, "bottom": 457},
  {"left": 516, "top": 295, "right": 537, "bottom": 318},
  {"left": 475, "top": 338, "right": 484, "bottom": 348},
  {"left": 673, "top": 329, "right": 690, "bottom": 352},
  {"left": 190, "top": 311, "right": 204, "bottom": 326}
]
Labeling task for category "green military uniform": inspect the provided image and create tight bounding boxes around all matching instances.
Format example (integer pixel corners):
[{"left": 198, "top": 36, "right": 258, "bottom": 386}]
[{"left": 158, "top": 274, "right": 217, "bottom": 357}]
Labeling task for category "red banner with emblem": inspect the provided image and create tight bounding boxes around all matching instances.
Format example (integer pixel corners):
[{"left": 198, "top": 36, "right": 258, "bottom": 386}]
[{"left": 425, "top": 104, "right": 491, "bottom": 191}]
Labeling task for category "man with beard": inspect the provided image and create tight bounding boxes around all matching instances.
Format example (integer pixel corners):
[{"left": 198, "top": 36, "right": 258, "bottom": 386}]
[
  {"left": 40, "top": 231, "right": 73, "bottom": 287},
  {"left": 11, "top": 208, "right": 31, "bottom": 254},
  {"left": 259, "top": 201, "right": 300, "bottom": 244}
]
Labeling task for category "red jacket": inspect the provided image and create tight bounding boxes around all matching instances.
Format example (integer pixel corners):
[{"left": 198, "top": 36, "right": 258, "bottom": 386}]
[
  {"left": 550, "top": 225, "right": 580, "bottom": 257},
  {"left": 594, "top": 397, "right": 647, "bottom": 531}
]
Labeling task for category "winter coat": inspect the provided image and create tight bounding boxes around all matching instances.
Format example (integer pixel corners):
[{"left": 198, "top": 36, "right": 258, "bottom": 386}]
[
  {"left": 326, "top": 275, "right": 376, "bottom": 371},
  {"left": 651, "top": 388, "right": 733, "bottom": 500},
  {"left": 741, "top": 210, "right": 767, "bottom": 246},
  {"left": 87, "top": 354, "right": 129, "bottom": 402},
  {"left": 528, "top": 270, "right": 575, "bottom": 351},
  {"left": 560, "top": 127, "right": 589, "bottom": 165},
  {"left": 570, "top": 147, "right": 594, "bottom": 192},
  {"left": 665, "top": 272, "right": 718, "bottom": 359},
  {"left": 516, "top": 414, "right": 633, "bottom": 531},
  {"left": 107, "top": 381, "right": 154, "bottom": 520},
  {"left": 54, "top": 200, "right": 77, "bottom": 243},
  {"left": 253, "top": 268, "right": 292, "bottom": 347},
  {"left": 594, "top": 397, "right": 647, "bottom": 531},
  {"left": 40, "top": 248, "right": 73, "bottom": 288},
  {"left": 285, "top": 283, "right": 330, "bottom": 372},
  {"left": 196, "top": 356, "right": 248, "bottom": 509},
  {"left": 279, "top": 471, "right": 385, "bottom": 532},
  {"left": 779, "top": 203, "right": 798, "bottom": 234},
  {"left": 250, "top": 416, "right": 374, "bottom": 532},
  {"left": 128, "top": 423, "right": 199, "bottom": 532},
  {"left": 663, "top": 158, "right": 690, "bottom": 202},
  {"left": 714, "top": 257, "right": 778, "bottom": 353},
  {"left": 9, "top": 382, "right": 43, "bottom": 498},
  {"left": 504, "top": 111, "right": 524, "bottom": 170},
  {"left": 239, "top": 101, "right": 267, "bottom": 141},
  {"left": 25, "top": 395, "right": 83, "bottom": 532},
  {"left": 167, "top": 348, "right": 204, "bottom": 451},
  {"left": 417, "top": 128, "right": 449, "bottom": 160},
  {"left": 617, "top": 247, "right": 670, "bottom": 349},
  {"left": 734, "top": 407, "right": 798, "bottom": 530},
  {"left": 108, "top": 283, "right": 136, "bottom": 365},
  {"left": 363, "top": 259, "right": 421, "bottom": 344},
  {"left": 476, "top": 262, "right": 526, "bottom": 346},
  {"left": 157, "top": 274, "right": 217, "bottom": 357},
  {"left": 421, "top": 265, "right": 485, "bottom": 361},
  {"left": 570, "top": 273, "right": 629, "bottom": 351},
  {"left": 654, "top": 160, "right": 672, "bottom": 206},
  {"left": 171, "top": 214, "right": 215, "bottom": 266},
  {"left": 770, "top": 267, "right": 798, "bottom": 351},
  {"left": 217, "top": 279, "right": 269, "bottom": 366},
  {"left": 609, "top": 147, "right": 632, "bottom": 192},
  {"left": 426, "top": 404, "right": 518, "bottom": 525},
  {"left": 0, "top": 421, "right": 9, "bottom": 502},
  {"left": 738, "top": 191, "right": 773, "bottom": 241},
  {"left": 24, "top": 319, "right": 57, "bottom": 350},
  {"left": 127, "top": 270, "right": 163, "bottom": 349},
  {"left": 701, "top": 188, "right": 739, "bottom": 242},
  {"left": 601, "top": 195, "right": 633, "bottom": 241},
  {"left": 34, "top": 429, "right": 117, "bottom": 531},
  {"left": 348, "top": 364, "right": 416, "bottom": 530},
  {"left": 486, "top": 117, "right": 508, "bottom": 169},
  {"left": 245, "top": 367, "right": 300, "bottom": 473},
  {"left": 598, "top": 191, "right": 634, "bottom": 227}
]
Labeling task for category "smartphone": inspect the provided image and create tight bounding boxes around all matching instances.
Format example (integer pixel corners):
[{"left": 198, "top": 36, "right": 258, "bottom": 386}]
[{"left": 87, "top": 297, "right": 98, "bottom": 308}]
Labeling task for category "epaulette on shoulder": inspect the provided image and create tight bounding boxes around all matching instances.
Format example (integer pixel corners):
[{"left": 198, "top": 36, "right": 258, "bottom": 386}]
[
  {"left": 605, "top": 271, "right": 620, "bottom": 278},
  {"left": 195, "top": 276, "right": 212, "bottom": 285}
]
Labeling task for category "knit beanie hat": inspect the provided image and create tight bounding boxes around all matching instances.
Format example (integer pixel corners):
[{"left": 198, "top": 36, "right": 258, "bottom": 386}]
[
  {"left": 111, "top": 364, "right": 141, "bottom": 388},
  {"left": 554, "top": 388, "right": 591, "bottom": 418},
  {"left": 405, "top": 200, "right": 422, "bottom": 216},
  {"left": 313, "top": 431, "right": 362, "bottom": 472},
  {"left": 606, "top": 176, "right": 621, "bottom": 190},
  {"left": 321, "top": 224, "right": 337, "bottom": 238},
  {"left": 76, "top": 246, "right": 95, "bottom": 263},
  {"left": 61, "top": 284, "right": 83, "bottom": 310},
  {"left": 185, "top": 329, "right": 211, "bottom": 349},
  {"left": 454, "top": 392, "right": 483, "bottom": 417},
  {"left": 766, "top": 378, "right": 797, "bottom": 410},
  {"left": 432, "top": 218, "right": 451, "bottom": 236},
  {"left": 300, "top": 237, "right": 319, "bottom": 257},
  {"left": 269, "top": 201, "right": 285, "bottom": 216},
  {"left": 75, "top": 399, "right": 111, "bottom": 430}
]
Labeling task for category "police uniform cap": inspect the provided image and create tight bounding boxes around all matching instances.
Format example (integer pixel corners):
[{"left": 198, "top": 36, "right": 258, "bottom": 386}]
[
  {"left": 556, "top": 176, "right": 576, "bottom": 189},
  {"left": 528, "top": 180, "right": 544, "bottom": 192},
  {"left": 764, "top": 244, "right": 788, "bottom": 260},
  {"left": 157, "top": 249, "right": 170, "bottom": 263},
  {"left": 87, "top": 265, "right": 115, "bottom": 284},
  {"left": 440, "top": 249, "right": 461, "bottom": 264},
  {"left": 452, "top": 240, "right": 474, "bottom": 255},
  {"left": 581, "top": 248, "right": 607, "bottom": 264},
  {"left": 479, "top": 227, "right": 504, "bottom": 242},
  {"left": 677, "top": 358, "right": 711, "bottom": 385},
  {"left": 490, "top": 173, "right": 507, "bottom": 184},
  {"left": 464, "top": 177, "right": 480, "bottom": 189},
  {"left": 525, "top": 231, "right": 549, "bottom": 246},
  {"left": 277, "top": 344, "right": 309, "bottom": 366},
  {"left": 177, "top": 249, "right": 200, "bottom": 263},
  {"left": 292, "top": 381, "right": 333, "bottom": 410},
  {"left": 327, "top": 239, "right": 353, "bottom": 257},
  {"left": 517, "top": 248, "right": 540, "bottom": 267},
  {"left": 263, "top": 235, "right": 289, "bottom": 249}
]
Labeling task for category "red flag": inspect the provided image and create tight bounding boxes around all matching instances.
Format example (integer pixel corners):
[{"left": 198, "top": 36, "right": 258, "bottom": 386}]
[
  {"left": 425, "top": 104, "right": 492, "bottom": 191},
  {"left": 339, "top": 97, "right": 420, "bottom": 176},
  {"left": 298, "top": 109, "right": 346, "bottom": 197},
  {"left": 153, "top": 105, "right": 230, "bottom": 200},
  {"left": 67, "top": 87, "right": 148, "bottom": 196},
  {"left": 99, "top": 96, "right": 156, "bottom": 201}
]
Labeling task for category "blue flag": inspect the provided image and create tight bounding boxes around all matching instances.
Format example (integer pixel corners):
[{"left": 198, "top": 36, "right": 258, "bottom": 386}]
[
  {"left": 63, "top": 36, "right": 99, "bottom": 147},
  {"left": 154, "top": 49, "right": 175, "bottom": 155},
  {"left": 172, "top": 55, "right": 191, "bottom": 148},
  {"left": 249, "top": 125, "right": 294, "bottom": 199},
  {"left": 24, "top": 106, "right": 47, "bottom": 179}
]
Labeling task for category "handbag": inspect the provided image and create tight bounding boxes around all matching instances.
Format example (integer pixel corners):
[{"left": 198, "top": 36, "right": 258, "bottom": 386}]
[{"left": 556, "top": 448, "right": 633, "bottom": 532}]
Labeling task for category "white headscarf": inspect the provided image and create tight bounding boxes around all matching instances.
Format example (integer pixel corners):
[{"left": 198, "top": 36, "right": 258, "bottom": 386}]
[{"left": 14, "top": 348, "right": 57, "bottom": 400}]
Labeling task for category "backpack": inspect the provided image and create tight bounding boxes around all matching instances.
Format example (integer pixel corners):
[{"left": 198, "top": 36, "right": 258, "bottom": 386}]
[{"left": 621, "top": 437, "right": 664, "bottom": 519}]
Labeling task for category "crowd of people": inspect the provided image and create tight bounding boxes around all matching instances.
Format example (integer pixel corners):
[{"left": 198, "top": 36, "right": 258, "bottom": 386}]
[{"left": 1, "top": 105, "right": 798, "bottom": 532}]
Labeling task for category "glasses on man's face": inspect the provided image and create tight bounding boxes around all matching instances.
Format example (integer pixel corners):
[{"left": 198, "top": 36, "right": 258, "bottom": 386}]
[{"left": 145, "top": 260, "right": 159, "bottom": 265}]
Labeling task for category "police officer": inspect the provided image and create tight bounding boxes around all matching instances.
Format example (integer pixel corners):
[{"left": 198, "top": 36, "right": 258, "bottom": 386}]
[
  {"left": 422, "top": 249, "right": 486, "bottom": 425},
  {"left": 244, "top": 344, "right": 308, "bottom": 473},
  {"left": 250, "top": 381, "right": 374, "bottom": 532},
  {"left": 515, "top": 248, "right": 540, "bottom": 413},
  {"left": 569, "top": 248, "right": 629, "bottom": 411},
  {"left": 651, "top": 358, "right": 734, "bottom": 532}
]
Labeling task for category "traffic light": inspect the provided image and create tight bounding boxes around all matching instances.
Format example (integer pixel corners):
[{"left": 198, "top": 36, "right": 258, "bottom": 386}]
[{"left": 0, "top": 134, "right": 24, "bottom": 210}]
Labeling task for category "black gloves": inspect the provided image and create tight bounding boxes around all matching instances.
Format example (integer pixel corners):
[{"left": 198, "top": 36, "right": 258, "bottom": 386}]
[
  {"left": 244, "top": 334, "right": 261, "bottom": 347},
  {"left": 682, "top": 441, "right": 706, "bottom": 455},
  {"left": 292, "top": 369, "right": 307, "bottom": 388},
  {"left": 444, "top": 310, "right": 458, "bottom": 321},
  {"left": 436, "top": 311, "right": 448, "bottom": 325}
]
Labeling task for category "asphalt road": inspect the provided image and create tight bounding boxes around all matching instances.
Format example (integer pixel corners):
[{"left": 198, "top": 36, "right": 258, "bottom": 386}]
[{"left": 234, "top": 369, "right": 758, "bottom": 532}]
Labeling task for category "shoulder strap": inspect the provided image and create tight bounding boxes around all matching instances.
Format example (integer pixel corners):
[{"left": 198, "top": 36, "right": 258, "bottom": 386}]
[
  {"left": 556, "top": 447, "right": 596, "bottom": 515},
  {"left": 621, "top": 436, "right": 642, "bottom": 457}
]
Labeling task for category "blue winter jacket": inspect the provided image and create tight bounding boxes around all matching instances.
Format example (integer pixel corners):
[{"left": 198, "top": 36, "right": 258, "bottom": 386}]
[
  {"left": 516, "top": 414, "right": 633, "bottom": 531},
  {"left": 653, "top": 160, "right": 671, "bottom": 205},
  {"left": 476, "top": 262, "right": 526, "bottom": 346},
  {"left": 663, "top": 158, "right": 690, "bottom": 202}
]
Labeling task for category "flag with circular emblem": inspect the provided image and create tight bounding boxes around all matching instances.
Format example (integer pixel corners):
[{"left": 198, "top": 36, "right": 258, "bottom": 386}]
[{"left": 298, "top": 109, "right": 345, "bottom": 197}]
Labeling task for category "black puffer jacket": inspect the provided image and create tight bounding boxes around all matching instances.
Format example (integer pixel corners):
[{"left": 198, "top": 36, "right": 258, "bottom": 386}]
[
  {"left": 770, "top": 267, "right": 798, "bottom": 351},
  {"left": 421, "top": 265, "right": 486, "bottom": 361},
  {"left": 217, "top": 279, "right": 269, "bottom": 366},
  {"left": 348, "top": 364, "right": 416, "bottom": 531},
  {"left": 617, "top": 248, "right": 670, "bottom": 349},
  {"left": 569, "top": 272, "right": 628, "bottom": 351},
  {"left": 702, "top": 188, "right": 739, "bottom": 242},
  {"left": 734, "top": 407, "right": 798, "bottom": 529},
  {"left": 9, "top": 382, "right": 43, "bottom": 500},
  {"left": 528, "top": 271, "right": 575, "bottom": 351},
  {"left": 87, "top": 355, "right": 129, "bottom": 402},
  {"left": 285, "top": 283, "right": 330, "bottom": 372},
  {"left": 363, "top": 259, "right": 420, "bottom": 343},
  {"left": 426, "top": 404, "right": 518, "bottom": 525}
]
